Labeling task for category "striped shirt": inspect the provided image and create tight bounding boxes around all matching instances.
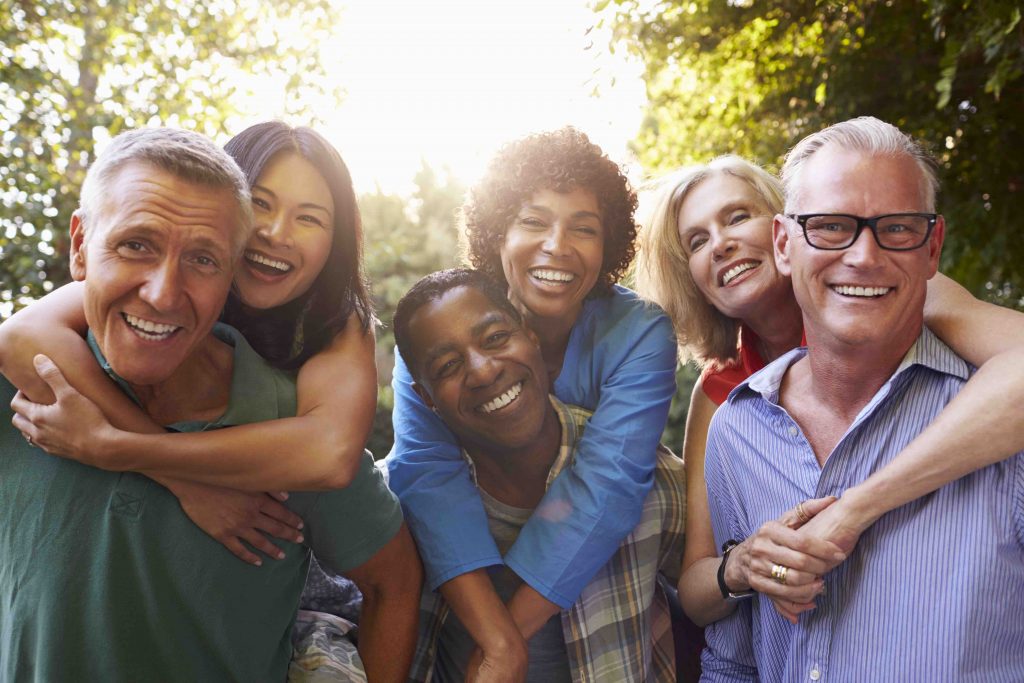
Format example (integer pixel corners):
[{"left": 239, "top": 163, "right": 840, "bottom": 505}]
[
  {"left": 407, "top": 397, "right": 686, "bottom": 682},
  {"left": 702, "top": 327, "right": 1024, "bottom": 683}
]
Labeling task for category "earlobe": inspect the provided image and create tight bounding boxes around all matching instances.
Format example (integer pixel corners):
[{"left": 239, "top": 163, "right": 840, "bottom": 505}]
[
  {"left": 772, "top": 215, "right": 792, "bottom": 276},
  {"left": 69, "top": 211, "right": 87, "bottom": 281}
]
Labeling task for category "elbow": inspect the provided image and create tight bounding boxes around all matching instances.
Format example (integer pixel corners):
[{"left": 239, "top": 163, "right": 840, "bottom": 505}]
[
  {"left": 357, "top": 525, "right": 424, "bottom": 601},
  {"left": 310, "top": 439, "right": 366, "bottom": 490}
]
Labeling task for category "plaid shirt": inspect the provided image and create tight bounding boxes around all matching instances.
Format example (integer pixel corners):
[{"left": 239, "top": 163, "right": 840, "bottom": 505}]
[{"left": 408, "top": 397, "right": 686, "bottom": 682}]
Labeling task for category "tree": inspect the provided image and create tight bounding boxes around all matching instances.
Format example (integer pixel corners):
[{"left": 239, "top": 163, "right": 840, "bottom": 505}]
[
  {"left": 361, "top": 163, "right": 465, "bottom": 457},
  {"left": 601, "top": 0, "right": 1024, "bottom": 306},
  {"left": 0, "top": 0, "right": 342, "bottom": 316}
]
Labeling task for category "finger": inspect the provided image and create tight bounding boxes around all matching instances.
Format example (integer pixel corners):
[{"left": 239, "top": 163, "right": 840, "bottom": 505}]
[
  {"left": 751, "top": 572, "right": 824, "bottom": 603},
  {"left": 11, "top": 414, "right": 39, "bottom": 447},
  {"left": 33, "top": 354, "right": 73, "bottom": 398},
  {"left": 753, "top": 522, "right": 844, "bottom": 565},
  {"left": 239, "top": 529, "right": 286, "bottom": 560},
  {"left": 254, "top": 513, "right": 304, "bottom": 544},
  {"left": 801, "top": 495, "right": 837, "bottom": 517},
  {"left": 222, "top": 537, "right": 264, "bottom": 566},
  {"left": 268, "top": 491, "right": 289, "bottom": 502},
  {"left": 10, "top": 390, "right": 32, "bottom": 416},
  {"left": 259, "top": 496, "right": 304, "bottom": 530}
]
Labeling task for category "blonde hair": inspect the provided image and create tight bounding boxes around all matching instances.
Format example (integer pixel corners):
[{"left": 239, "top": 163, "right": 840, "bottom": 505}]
[{"left": 634, "top": 155, "right": 783, "bottom": 367}]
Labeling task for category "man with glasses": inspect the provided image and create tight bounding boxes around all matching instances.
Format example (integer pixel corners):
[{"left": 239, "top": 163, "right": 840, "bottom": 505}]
[{"left": 700, "top": 117, "right": 1024, "bottom": 681}]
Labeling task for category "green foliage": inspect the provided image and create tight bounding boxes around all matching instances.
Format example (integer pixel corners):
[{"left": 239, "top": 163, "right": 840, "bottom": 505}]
[
  {"left": 602, "top": 0, "right": 1024, "bottom": 306},
  {"left": 362, "top": 164, "right": 465, "bottom": 457},
  {"left": 0, "top": 0, "right": 342, "bottom": 315}
]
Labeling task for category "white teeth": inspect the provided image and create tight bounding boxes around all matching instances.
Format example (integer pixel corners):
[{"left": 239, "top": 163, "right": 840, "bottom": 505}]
[
  {"left": 245, "top": 250, "right": 291, "bottom": 273},
  {"left": 479, "top": 382, "right": 523, "bottom": 414},
  {"left": 832, "top": 285, "right": 892, "bottom": 297},
  {"left": 531, "top": 269, "right": 574, "bottom": 283},
  {"left": 722, "top": 262, "right": 758, "bottom": 285},
  {"left": 123, "top": 313, "right": 179, "bottom": 340}
]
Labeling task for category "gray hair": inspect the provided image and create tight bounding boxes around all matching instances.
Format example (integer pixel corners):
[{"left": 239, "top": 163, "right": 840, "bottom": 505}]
[
  {"left": 78, "top": 128, "right": 254, "bottom": 255},
  {"left": 634, "top": 155, "right": 783, "bottom": 367},
  {"left": 781, "top": 116, "right": 940, "bottom": 212}
]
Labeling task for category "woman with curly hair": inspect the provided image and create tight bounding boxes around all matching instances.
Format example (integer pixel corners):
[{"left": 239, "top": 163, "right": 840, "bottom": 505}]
[
  {"left": 387, "top": 127, "right": 680, "bottom": 679},
  {"left": 635, "top": 146, "right": 1024, "bottom": 628}
]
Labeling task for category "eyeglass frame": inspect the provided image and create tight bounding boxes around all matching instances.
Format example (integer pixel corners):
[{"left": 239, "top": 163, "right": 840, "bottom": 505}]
[{"left": 785, "top": 213, "right": 939, "bottom": 251}]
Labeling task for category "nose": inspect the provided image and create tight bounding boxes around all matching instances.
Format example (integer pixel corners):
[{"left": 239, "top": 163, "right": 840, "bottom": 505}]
[
  {"left": 541, "top": 225, "right": 571, "bottom": 257},
  {"left": 842, "top": 224, "right": 884, "bottom": 268},
  {"left": 465, "top": 349, "right": 501, "bottom": 389},
  {"left": 255, "top": 213, "right": 293, "bottom": 249},
  {"left": 139, "top": 258, "right": 184, "bottom": 312},
  {"left": 709, "top": 228, "right": 736, "bottom": 261}
]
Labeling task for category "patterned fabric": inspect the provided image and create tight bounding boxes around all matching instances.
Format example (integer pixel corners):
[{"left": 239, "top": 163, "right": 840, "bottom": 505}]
[
  {"left": 702, "top": 327, "right": 1024, "bottom": 682},
  {"left": 408, "top": 397, "right": 686, "bottom": 683},
  {"left": 288, "top": 610, "right": 366, "bottom": 683}
]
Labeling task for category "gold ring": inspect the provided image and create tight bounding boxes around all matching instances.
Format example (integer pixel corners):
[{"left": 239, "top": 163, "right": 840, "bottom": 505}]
[
  {"left": 771, "top": 563, "right": 789, "bottom": 585},
  {"left": 796, "top": 500, "right": 810, "bottom": 524}
]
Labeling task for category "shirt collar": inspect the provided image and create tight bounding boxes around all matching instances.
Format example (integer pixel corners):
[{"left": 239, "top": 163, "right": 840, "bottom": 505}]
[
  {"left": 461, "top": 395, "right": 579, "bottom": 491},
  {"left": 734, "top": 325, "right": 971, "bottom": 405},
  {"left": 87, "top": 322, "right": 293, "bottom": 430}
]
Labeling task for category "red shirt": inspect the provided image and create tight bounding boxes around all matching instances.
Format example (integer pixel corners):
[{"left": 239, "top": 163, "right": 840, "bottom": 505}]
[{"left": 700, "top": 326, "right": 806, "bottom": 405}]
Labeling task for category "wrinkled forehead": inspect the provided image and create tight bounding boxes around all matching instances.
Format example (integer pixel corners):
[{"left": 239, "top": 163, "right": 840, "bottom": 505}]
[{"left": 789, "top": 147, "right": 930, "bottom": 214}]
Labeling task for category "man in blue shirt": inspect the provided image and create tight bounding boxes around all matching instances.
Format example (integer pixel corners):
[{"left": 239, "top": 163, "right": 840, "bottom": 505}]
[{"left": 702, "top": 117, "right": 1024, "bottom": 681}]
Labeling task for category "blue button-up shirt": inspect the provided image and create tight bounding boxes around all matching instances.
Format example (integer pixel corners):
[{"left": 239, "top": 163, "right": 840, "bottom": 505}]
[{"left": 702, "top": 327, "right": 1024, "bottom": 682}]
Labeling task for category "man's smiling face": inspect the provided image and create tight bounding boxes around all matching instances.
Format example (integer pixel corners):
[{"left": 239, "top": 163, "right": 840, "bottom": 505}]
[
  {"left": 71, "top": 162, "right": 238, "bottom": 386},
  {"left": 774, "top": 145, "right": 944, "bottom": 355},
  {"left": 409, "top": 285, "right": 549, "bottom": 455}
]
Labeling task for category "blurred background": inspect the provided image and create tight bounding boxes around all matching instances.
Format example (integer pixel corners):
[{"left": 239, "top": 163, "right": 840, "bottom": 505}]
[{"left": 3, "top": 0, "right": 1021, "bottom": 454}]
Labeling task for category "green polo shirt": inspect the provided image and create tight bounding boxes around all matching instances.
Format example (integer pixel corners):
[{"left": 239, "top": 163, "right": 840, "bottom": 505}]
[{"left": 0, "top": 323, "right": 403, "bottom": 682}]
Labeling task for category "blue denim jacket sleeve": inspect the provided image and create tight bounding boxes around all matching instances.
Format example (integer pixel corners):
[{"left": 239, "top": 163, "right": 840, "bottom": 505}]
[
  {"left": 504, "top": 291, "right": 678, "bottom": 606},
  {"left": 385, "top": 350, "right": 502, "bottom": 589}
]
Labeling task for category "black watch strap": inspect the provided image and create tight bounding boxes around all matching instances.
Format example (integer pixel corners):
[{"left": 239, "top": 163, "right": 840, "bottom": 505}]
[{"left": 718, "top": 540, "right": 755, "bottom": 601}]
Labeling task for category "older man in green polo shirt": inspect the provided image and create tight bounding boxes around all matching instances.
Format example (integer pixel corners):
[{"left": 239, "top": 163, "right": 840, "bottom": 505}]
[{"left": 0, "top": 128, "right": 420, "bottom": 682}]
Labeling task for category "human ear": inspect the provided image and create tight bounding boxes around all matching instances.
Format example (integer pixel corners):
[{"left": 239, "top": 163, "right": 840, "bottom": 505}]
[
  {"left": 926, "top": 216, "right": 946, "bottom": 278},
  {"left": 69, "top": 211, "right": 87, "bottom": 281},
  {"left": 773, "top": 215, "right": 792, "bottom": 277}
]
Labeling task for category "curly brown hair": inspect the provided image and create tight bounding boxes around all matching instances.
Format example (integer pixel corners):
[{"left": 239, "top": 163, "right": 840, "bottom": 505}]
[{"left": 463, "top": 127, "right": 638, "bottom": 297}]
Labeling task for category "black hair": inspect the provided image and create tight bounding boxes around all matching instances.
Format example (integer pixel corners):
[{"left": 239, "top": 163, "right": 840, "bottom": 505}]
[
  {"left": 463, "top": 127, "right": 638, "bottom": 297},
  {"left": 394, "top": 268, "right": 521, "bottom": 380},
  {"left": 220, "top": 121, "right": 373, "bottom": 370}
]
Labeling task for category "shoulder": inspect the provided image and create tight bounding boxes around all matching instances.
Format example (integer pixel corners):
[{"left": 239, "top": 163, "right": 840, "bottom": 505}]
[
  {"left": 215, "top": 323, "right": 298, "bottom": 422},
  {"left": 577, "top": 285, "right": 675, "bottom": 350}
]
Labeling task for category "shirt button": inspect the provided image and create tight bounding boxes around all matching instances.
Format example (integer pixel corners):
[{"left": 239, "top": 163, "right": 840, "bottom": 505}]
[
  {"left": 789, "top": 426, "right": 798, "bottom": 436},
  {"left": 810, "top": 668, "right": 821, "bottom": 681}
]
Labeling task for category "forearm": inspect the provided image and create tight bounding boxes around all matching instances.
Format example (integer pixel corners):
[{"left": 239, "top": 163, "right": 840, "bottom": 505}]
[
  {"left": 841, "top": 348, "right": 1024, "bottom": 529},
  {"left": 103, "top": 413, "right": 368, "bottom": 491},
  {"left": 348, "top": 525, "right": 423, "bottom": 683},
  {"left": 505, "top": 583, "right": 560, "bottom": 641},
  {"left": 441, "top": 571, "right": 528, "bottom": 658},
  {"left": 679, "top": 557, "right": 737, "bottom": 627}
]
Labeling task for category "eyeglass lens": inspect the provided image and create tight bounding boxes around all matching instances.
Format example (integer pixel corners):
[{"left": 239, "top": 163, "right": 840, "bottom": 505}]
[{"left": 803, "top": 214, "right": 931, "bottom": 249}]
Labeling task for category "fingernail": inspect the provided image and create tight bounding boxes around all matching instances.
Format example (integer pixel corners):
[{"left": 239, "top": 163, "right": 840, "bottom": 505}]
[
  {"left": 253, "top": 560, "right": 262, "bottom": 567},
  {"left": 297, "top": 521, "right": 304, "bottom": 530},
  {"left": 279, "top": 492, "right": 289, "bottom": 500},
  {"left": 296, "top": 535, "right": 304, "bottom": 544},
  {"left": 276, "top": 551, "right": 285, "bottom": 560}
]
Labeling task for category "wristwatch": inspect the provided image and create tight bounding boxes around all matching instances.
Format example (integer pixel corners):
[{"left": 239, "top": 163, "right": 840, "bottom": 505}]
[{"left": 718, "top": 540, "right": 755, "bottom": 602}]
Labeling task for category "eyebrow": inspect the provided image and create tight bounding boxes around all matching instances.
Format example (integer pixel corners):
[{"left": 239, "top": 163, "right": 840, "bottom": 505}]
[
  {"left": 521, "top": 205, "right": 602, "bottom": 222},
  {"left": 421, "top": 311, "right": 510, "bottom": 366},
  {"left": 251, "top": 184, "right": 332, "bottom": 215}
]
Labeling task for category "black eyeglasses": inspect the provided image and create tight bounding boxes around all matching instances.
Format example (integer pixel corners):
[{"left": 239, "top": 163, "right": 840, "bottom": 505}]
[{"left": 786, "top": 213, "right": 938, "bottom": 251}]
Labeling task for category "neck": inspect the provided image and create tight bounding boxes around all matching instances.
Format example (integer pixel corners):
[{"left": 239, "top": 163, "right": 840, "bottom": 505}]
[
  {"left": 466, "top": 403, "right": 562, "bottom": 509},
  {"left": 129, "top": 334, "right": 234, "bottom": 426},
  {"left": 522, "top": 310, "right": 577, "bottom": 384},
  {"left": 743, "top": 290, "right": 804, "bottom": 363}
]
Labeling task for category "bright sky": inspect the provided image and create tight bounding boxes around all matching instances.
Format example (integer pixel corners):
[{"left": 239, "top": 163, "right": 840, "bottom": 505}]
[{"left": 239, "top": 0, "right": 647, "bottom": 194}]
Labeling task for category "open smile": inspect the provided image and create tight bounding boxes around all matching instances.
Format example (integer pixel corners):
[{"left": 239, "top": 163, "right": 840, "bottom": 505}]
[
  {"left": 719, "top": 260, "right": 760, "bottom": 286},
  {"left": 122, "top": 312, "right": 181, "bottom": 341},
  {"left": 244, "top": 249, "right": 294, "bottom": 277},
  {"left": 529, "top": 268, "right": 576, "bottom": 286},
  {"left": 830, "top": 284, "right": 893, "bottom": 298},
  {"left": 478, "top": 381, "right": 523, "bottom": 414}
]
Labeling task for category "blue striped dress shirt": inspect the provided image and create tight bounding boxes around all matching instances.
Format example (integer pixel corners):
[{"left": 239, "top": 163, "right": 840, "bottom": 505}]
[{"left": 701, "top": 327, "right": 1024, "bottom": 683}]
